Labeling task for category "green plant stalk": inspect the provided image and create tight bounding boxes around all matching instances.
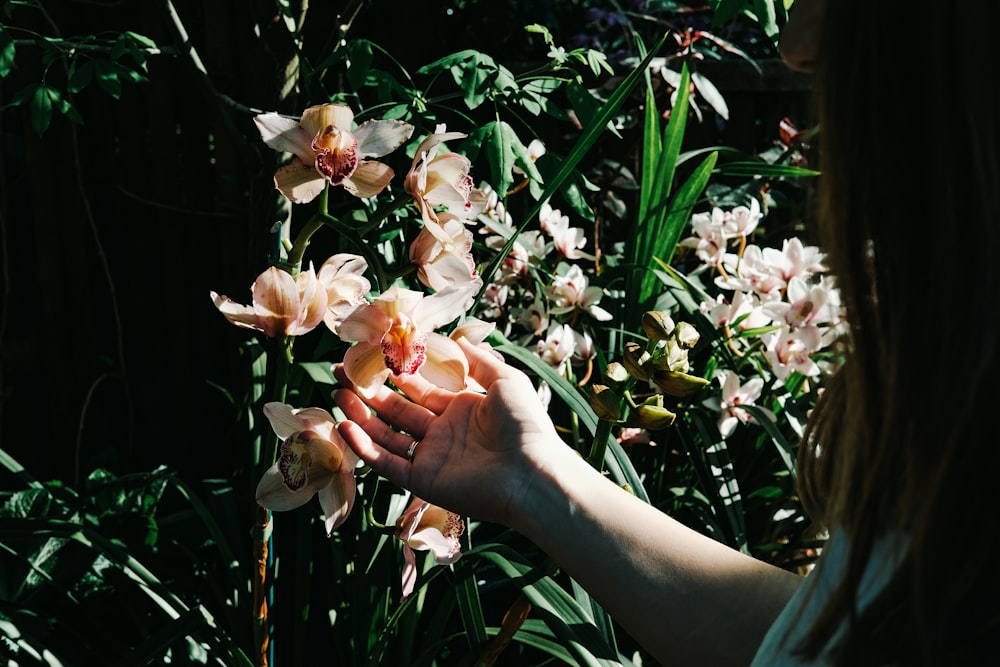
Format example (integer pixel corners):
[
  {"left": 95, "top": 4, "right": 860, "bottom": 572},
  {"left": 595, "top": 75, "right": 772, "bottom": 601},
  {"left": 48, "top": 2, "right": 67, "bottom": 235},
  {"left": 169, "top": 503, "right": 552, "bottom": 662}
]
[{"left": 585, "top": 418, "right": 614, "bottom": 471}]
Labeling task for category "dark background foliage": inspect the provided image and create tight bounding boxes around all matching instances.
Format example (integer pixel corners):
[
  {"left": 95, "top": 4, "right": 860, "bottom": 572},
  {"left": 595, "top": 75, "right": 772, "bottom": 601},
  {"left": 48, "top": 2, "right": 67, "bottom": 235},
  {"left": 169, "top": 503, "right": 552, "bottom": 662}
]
[{"left": 0, "top": 0, "right": 808, "bottom": 485}]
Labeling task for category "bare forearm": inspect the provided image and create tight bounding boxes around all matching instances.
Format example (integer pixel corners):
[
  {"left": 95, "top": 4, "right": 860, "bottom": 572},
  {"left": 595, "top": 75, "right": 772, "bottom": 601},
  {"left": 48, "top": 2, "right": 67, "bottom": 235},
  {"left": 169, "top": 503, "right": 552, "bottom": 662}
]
[{"left": 513, "top": 440, "right": 803, "bottom": 666}]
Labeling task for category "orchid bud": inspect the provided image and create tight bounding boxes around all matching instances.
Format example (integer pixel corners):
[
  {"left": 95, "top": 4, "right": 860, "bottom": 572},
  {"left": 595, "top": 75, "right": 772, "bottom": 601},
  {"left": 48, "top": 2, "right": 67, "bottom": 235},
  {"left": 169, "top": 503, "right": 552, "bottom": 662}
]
[
  {"left": 651, "top": 369, "right": 710, "bottom": 398},
  {"left": 641, "top": 311, "right": 676, "bottom": 342},
  {"left": 632, "top": 404, "right": 677, "bottom": 430},
  {"left": 622, "top": 341, "right": 652, "bottom": 382},
  {"left": 653, "top": 339, "right": 689, "bottom": 373},
  {"left": 674, "top": 321, "right": 700, "bottom": 349},
  {"left": 604, "top": 362, "right": 630, "bottom": 385},
  {"left": 589, "top": 384, "right": 622, "bottom": 421}
]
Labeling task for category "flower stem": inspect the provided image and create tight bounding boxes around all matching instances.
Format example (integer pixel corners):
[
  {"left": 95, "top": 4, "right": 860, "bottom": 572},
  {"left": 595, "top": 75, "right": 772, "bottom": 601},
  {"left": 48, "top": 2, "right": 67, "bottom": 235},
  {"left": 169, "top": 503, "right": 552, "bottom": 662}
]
[{"left": 586, "top": 418, "right": 614, "bottom": 472}]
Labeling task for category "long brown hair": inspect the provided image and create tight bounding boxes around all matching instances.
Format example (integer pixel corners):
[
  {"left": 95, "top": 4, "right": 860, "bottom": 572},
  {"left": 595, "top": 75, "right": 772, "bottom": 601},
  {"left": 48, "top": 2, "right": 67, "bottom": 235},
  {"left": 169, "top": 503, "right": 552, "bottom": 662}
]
[{"left": 796, "top": 1, "right": 1000, "bottom": 663}]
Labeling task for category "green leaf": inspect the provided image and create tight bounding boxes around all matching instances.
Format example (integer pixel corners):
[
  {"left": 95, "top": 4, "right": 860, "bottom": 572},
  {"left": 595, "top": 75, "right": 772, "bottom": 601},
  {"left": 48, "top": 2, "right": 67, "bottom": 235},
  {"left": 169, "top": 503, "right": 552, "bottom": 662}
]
[
  {"left": 0, "top": 447, "right": 42, "bottom": 488},
  {"left": 489, "top": 333, "right": 649, "bottom": 503},
  {"left": 0, "top": 488, "right": 52, "bottom": 519},
  {"left": 295, "top": 361, "right": 336, "bottom": 385},
  {"left": 67, "top": 59, "right": 95, "bottom": 93},
  {"left": 465, "top": 120, "right": 543, "bottom": 199},
  {"left": 565, "top": 81, "right": 620, "bottom": 139},
  {"left": 0, "top": 26, "right": 15, "bottom": 78},
  {"left": 711, "top": 0, "right": 748, "bottom": 25},
  {"left": 471, "top": 545, "right": 623, "bottom": 667},
  {"left": 477, "top": 32, "right": 673, "bottom": 301},
  {"left": 639, "top": 151, "right": 718, "bottom": 304},
  {"left": 716, "top": 160, "right": 820, "bottom": 178},
  {"left": 29, "top": 85, "right": 54, "bottom": 135},
  {"left": 93, "top": 60, "right": 122, "bottom": 98}
]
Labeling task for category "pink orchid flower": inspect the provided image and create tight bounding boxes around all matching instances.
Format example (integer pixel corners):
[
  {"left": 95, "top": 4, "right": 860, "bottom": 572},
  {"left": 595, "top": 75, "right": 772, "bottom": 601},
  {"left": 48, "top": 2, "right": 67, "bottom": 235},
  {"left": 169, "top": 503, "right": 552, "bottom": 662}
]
[
  {"left": 702, "top": 371, "right": 774, "bottom": 439},
  {"left": 404, "top": 129, "right": 481, "bottom": 238},
  {"left": 210, "top": 264, "right": 327, "bottom": 337},
  {"left": 337, "top": 285, "right": 473, "bottom": 398},
  {"left": 317, "top": 253, "right": 371, "bottom": 335},
  {"left": 254, "top": 104, "right": 413, "bottom": 203},
  {"left": 409, "top": 214, "right": 482, "bottom": 294},
  {"left": 255, "top": 402, "right": 360, "bottom": 535},
  {"left": 395, "top": 497, "right": 464, "bottom": 600}
]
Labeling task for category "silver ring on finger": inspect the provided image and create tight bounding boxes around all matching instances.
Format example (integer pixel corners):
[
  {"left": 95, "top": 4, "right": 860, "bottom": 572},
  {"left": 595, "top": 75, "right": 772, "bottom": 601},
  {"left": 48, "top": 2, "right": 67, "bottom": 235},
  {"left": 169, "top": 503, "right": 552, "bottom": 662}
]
[{"left": 406, "top": 439, "right": 420, "bottom": 462}]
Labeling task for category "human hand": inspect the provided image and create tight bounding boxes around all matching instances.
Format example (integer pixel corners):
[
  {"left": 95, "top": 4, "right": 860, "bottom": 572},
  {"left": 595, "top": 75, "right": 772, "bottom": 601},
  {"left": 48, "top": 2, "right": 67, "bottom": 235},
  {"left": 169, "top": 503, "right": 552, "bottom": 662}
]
[{"left": 333, "top": 337, "right": 568, "bottom": 526}]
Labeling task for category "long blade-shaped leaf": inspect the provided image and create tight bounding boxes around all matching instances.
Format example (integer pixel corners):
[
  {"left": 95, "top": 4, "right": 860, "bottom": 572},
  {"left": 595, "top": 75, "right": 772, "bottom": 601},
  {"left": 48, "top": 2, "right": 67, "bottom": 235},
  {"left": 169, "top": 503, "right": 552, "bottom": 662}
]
[
  {"left": 490, "top": 335, "right": 649, "bottom": 503},
  {"left": 477, "top": 32, "right": 672, "bottom": 299}
]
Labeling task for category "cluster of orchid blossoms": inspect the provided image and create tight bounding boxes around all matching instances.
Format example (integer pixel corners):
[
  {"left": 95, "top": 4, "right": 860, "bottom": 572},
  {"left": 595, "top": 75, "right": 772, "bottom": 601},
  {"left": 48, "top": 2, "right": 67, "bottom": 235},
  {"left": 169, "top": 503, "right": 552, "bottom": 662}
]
[
  {"left": 210, "top": 103, "right": 497, "bottom": 597},
  {"left": 679, "top": 200, "right": 846, "bottom": 439}
]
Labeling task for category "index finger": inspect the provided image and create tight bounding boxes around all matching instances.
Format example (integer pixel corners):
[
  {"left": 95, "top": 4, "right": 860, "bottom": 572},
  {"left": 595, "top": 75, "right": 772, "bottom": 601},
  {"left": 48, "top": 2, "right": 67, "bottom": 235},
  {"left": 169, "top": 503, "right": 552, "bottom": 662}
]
[{"left": 457, "top": 337, "right": 519, "bottom": 388}]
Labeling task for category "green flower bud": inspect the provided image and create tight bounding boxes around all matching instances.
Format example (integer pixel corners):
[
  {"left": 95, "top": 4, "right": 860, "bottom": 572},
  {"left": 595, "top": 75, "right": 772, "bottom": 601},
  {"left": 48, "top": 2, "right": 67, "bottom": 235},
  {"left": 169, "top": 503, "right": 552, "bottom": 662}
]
[
  {"left": 653, "top": 339, "right": 689, "bottom": 373},
  {"left": 632, "top": 404, "right": 677, "bottom": 430},
  {"left": 651, "top": 370, "right": 711, "bottom": 398},
  {"left": 604, "top": 362, "right": 630, "bottom": 385},
  {"left": 674, "top": 321, "right": 700, "bottom": 349},
  {"left": 622, "top": 341, "right": 652, "bottom": 382},
  {"left": 589, "top": 384, "right": 622, "bottom": 421},
  {"left": 641, "top": 311, "right": 676, "bottom": 342}
]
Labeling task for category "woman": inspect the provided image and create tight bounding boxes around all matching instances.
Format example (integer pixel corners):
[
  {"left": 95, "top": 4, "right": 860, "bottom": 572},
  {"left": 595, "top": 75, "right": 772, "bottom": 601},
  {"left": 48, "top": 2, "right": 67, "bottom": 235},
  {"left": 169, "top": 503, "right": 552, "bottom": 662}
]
[{"left": 334, "top": 0, "right": 1000, "bottom": 663}]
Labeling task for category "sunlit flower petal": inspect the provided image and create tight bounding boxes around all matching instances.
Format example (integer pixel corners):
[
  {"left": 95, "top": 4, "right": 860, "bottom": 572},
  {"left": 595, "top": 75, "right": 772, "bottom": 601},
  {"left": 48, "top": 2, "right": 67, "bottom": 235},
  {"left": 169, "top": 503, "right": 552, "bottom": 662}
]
[
  {"left": 344, "top": 160, "right": 395, "bottom": 199},
  {"left": 255, "top": 103, "right": 412, "bottom": 203},
  {"left": 421, "top": 334, "right": 470, "bottom": 391},
  {"left": 339, "top": 286, "right": 473, "bottom": 397},
  {"left": 395, "top": 497, "right": 465, "bottom": 600},
  {"left": 273, "top": 160, "right": 328, "bottom": 204},
  {"left": 255, "top": 403, "right": 359, "bottom": 534},
  {"left": 210, "top": 265, "right": 327, "bottom": 337},
  {"left": 354, "top": 118, "right": 415, "bottom": 159}
]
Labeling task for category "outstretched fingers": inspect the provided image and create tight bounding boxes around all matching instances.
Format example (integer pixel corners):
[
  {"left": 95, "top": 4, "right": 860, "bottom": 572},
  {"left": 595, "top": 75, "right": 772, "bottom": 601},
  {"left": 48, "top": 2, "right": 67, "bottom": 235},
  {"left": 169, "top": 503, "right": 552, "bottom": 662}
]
[
  {"left": 333, "top": 387, "right": 425, "bottom": 458},
  {"left": 336, "top": 420, "right": 410, "bottom": 488}
]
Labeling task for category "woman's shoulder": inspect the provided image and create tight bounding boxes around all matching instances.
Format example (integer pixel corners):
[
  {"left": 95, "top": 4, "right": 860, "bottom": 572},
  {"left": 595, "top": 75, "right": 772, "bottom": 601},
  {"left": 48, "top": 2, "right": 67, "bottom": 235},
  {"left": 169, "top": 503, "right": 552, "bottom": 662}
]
[{"left": 750, "top": 531, "right": 904, "bottom": 666}]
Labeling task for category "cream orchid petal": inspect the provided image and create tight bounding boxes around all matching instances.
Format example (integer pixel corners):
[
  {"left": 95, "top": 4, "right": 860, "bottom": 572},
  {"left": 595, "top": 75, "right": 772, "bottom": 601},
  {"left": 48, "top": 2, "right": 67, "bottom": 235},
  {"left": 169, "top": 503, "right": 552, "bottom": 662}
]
[
  {"left": 252, "top": 267, "right": 301, "bottom": 336},
  {"left": 354, "top": 119, "right": 413, "bottom": 159},
  {"left": 253, "top": 113, "right": 314, "bottom": 163},
  {"left": 400, "top": 543, "right": 418, "bottom": 600},
  {"left": 262, "top": 402, "right": 307, "bottom": 440},
  {"left": 316, "top": 469, "right": 357, "bottom": 535},
  {"left": 300, "top": 104, "right": 354, "bottom": 137},
  {"left": 450, "top": 317, "right": 496, "bottom": 345},
  {"left": 325, "top": 273, "right": 371, "bottom": 304},
  {"left": 288, "top": 407, "right": 338, "bottom": 440},
  {"left": 419, "top": 334, "right": 469, "bottom": 391},
  {"left": 410, "top": 132, "right": 467, "bottom": 168},
  {"left": 339, "top": 304, "right": 393, "bottom": 344},
  {"left": 318, "top": 253, "right": 369, "bottom": 280},
  {"left": 343, "top": 343, "right": 392, "bottom": 399},
  {"left": 255, "top": 465, "right": 317, "bottom": 511},
  {"left": 412, "top": 285, "right": 474, "bottom": 331},
  {"left": 210, "top": 291, "right": 266, "bottom": 333},
  {"left": 274, "top": 160, "right": 327, "bottom": 204},
  {"left": 289, "top": 265, "right": 329, "bottom": 335},
  {"left": 343, "top": 160, "right": 394, "bottom": 199},
  {"left": 376, "top": 287, "right": 425, "bottom": 317}
]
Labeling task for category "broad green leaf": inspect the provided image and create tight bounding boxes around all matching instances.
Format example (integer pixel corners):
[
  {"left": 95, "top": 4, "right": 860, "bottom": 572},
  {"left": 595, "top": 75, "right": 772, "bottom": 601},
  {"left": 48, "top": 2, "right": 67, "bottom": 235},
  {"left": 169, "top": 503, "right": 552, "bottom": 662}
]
[
  {"left": 29, "top": 85, "right": 54, "bottom": 135},
  {"left": 296, "top": 361, "right": 336, "bottom": 385},
  {"left": 94, "top": 60, "right": 122, "bottom": 98},
  {"left": 0, "top": 27, "right": 15, "bottom": 78},
  {"left": 415, "top": 49, "right": 481, "bottom": 76},
  {"left": 0, "top": 488, "right": 52, "bottom": 519}
]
